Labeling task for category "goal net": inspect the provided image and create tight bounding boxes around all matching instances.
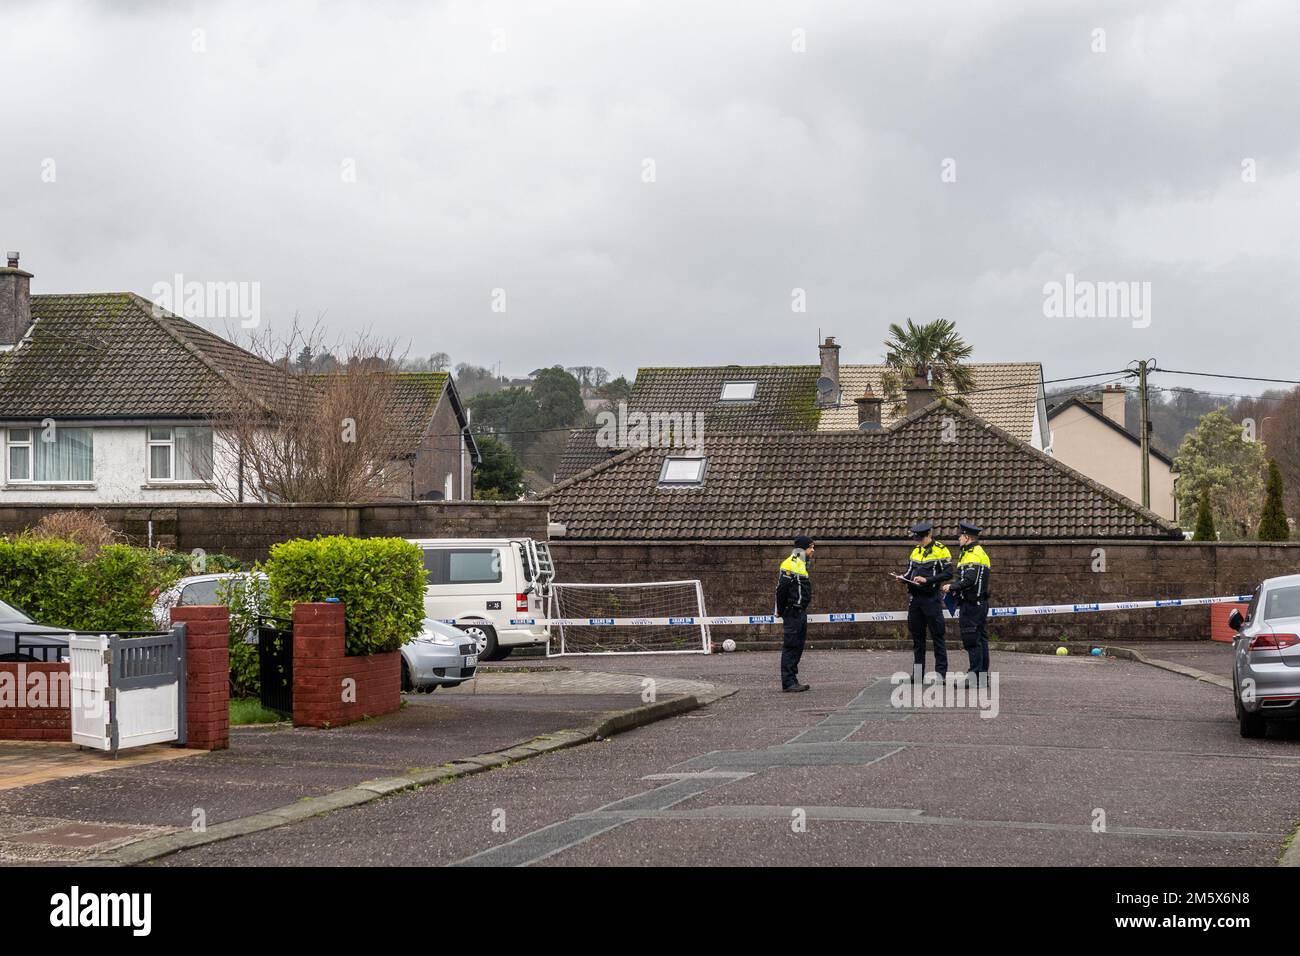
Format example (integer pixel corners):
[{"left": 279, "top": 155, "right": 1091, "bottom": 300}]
[{"left": 547, "top": 580, "right": 711, "bottom": 656}]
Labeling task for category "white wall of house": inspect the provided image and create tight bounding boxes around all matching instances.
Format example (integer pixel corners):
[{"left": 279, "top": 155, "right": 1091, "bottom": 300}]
[
  {"left": 0, "top": 423, "right": 237, "bottom": 504},
  {"left": 1048, "top": 404, "right": 1178, "bottom": 522}
]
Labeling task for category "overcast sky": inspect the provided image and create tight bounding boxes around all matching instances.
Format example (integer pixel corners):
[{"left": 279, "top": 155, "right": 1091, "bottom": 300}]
[{"left": 3, "top": 0, "right": 1297, "bottom": 396}]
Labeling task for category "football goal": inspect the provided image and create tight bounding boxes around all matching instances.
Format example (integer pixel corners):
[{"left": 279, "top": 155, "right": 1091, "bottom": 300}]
[{"left": 546, "top": 580, "right": 711, "bottom": 656}]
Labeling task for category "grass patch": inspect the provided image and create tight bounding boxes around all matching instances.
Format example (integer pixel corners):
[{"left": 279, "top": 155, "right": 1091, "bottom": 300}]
[{"left": 230, "top": 698, "right": 288, "bottom": 725}]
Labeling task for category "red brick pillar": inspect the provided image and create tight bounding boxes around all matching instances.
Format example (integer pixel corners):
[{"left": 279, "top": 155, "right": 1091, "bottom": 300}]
[
  {"left": 292, "top": 602, "right": 401, "bottom": 728},
  {"left": 172, "top": 605, "right": 230, "bottom": 750},
  {"left": 293, "top": 601, "right": 347, "bottom": 728}
]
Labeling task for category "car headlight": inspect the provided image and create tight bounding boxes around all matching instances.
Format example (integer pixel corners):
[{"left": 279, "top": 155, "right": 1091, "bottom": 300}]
[{"left": 415, "top": 628, "right": 458, "bottom": 646}]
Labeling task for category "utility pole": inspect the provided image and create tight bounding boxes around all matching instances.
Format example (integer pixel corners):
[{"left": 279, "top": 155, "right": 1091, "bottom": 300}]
[{"left": 1133, "top": 358, "right": 1156, "bottom": 509}]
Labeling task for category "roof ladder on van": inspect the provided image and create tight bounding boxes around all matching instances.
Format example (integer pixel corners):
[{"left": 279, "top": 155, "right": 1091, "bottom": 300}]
[{"left": 532, "top": 540, "right": 555, "bottom": 585}]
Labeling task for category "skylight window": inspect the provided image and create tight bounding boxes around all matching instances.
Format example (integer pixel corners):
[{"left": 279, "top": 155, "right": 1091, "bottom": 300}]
[
  {"left": 659, "top": 457, "right": 707, "bottom": 486},
  {"left": 719, "top": 381, "right": 757, "bottom": 402}
]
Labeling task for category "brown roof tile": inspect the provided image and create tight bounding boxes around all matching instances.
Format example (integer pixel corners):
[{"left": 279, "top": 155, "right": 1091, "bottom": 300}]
[{"left": 546, "top": 400, "right": 1179, "bottom": 541}]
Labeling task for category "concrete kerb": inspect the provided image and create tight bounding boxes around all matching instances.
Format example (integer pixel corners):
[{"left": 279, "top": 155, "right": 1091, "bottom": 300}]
[{"left": 93, "top": 681, "right": 737, "bottom": 867}]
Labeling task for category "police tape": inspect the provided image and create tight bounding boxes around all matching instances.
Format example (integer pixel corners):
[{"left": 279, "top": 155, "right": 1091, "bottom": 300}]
[{"left": 486, "top": 593, "right": 1252, "bottom": 628}]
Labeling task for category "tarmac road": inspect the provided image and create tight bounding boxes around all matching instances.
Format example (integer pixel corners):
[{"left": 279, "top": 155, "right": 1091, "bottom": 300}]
[{"left": 154, "top": 647, "right": 1300, "bottom": 867}]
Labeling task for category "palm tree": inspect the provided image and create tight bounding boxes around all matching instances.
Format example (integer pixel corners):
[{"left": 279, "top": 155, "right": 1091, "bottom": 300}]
[{"left": 879, "top": 318, "right": 975, "bottom": 415}]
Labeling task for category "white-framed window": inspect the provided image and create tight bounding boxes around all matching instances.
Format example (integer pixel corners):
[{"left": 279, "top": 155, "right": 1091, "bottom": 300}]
[
  {"left": 719, "top": 381, "right": 757, "bottom": 402},
  {"left": 148, "top": 427, "right": 214, "bottom": 482},
  {"left": 659, "top": 456, "right": 707, "bottom": 486},
  {"left": 6, "top": 426, "right": 93, "bottom": 483}
]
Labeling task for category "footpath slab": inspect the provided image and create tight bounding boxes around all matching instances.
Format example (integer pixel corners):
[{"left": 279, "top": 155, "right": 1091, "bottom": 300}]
[{"left": 0, "top": 669, "right": 730, "bottom": 865}]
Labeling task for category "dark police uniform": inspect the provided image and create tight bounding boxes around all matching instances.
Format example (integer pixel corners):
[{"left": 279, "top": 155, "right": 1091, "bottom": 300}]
[
  {"left": 951, "top": 521, "right": 992, "bottom": 682},
  {"left": 775, "top": 546, "right": 812, "bottom": 691},
  {"left": 901, "top": 522, "right": 952, "bottom": 679}
]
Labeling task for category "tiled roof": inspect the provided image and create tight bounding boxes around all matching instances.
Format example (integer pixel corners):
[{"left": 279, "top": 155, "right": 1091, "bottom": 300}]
[
  {"left": 0, "top": 293, "right": 302, "bottom": 419},
  {"left": 546, "top": 401, "right": 1179, "bottom": 541},
  {"left": 376, "top": 371, "right": 450, "bottom": 449},
  {"left": 552, "top": 361, "right": 1043, "bottom": 482},
  {"left": 825, "top": 363, "right": 1042, "bottom": 440}
]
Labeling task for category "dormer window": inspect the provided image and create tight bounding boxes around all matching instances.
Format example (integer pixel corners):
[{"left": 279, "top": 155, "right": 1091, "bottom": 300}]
[
  {"left": 719, "top": 381, "right": 757, "bottom": 402},
  {"left": 659, "top": 456, "right": 707, "bottom": 486}
]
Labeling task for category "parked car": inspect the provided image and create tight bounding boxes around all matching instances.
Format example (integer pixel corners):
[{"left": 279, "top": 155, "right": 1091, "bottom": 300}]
[
  {"left": 1229, "top": 574, "right": 1300, "bottom": 738},
  {"left": 153, "top": 572, "right": 267, "bottom": 640},
  {"left": 401, "top": 618, "right": 479, "bottom": 692},
  {"left": 407, "top": 537, "right": 553, "bottom": 661},
  {"left": 0, "top": 598, "right": 70, "bottom": 662}
]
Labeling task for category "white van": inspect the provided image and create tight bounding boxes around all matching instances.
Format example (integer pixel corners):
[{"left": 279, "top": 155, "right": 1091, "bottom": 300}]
[{"left": 407, "top": 537, "right": 554, "bottom": 660}]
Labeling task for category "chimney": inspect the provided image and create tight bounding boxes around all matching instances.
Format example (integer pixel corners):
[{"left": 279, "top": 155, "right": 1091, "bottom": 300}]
[
  {"left": 904, "top": 373, "right": 936, "bottom": 416},
  {"left": 817, "top": 336, "right": 840, "bottom": 407},
  {"left": 0, "top": 252, "right": 33, "bottom": 347},
  {"left": 1101, "top": 384, "right": 1126, "bottom": 427},
  {"left": 854, "top": 387, "right": 883, "bottom": 430}
]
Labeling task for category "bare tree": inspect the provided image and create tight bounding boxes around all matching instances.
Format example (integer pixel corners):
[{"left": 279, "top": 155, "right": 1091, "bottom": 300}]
[{"left": 212, "top": 317, "right": 411, "bottom": 502}]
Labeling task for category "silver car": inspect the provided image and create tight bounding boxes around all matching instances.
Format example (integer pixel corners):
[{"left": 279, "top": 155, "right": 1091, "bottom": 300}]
[
  {"left": 402, "top": 618, "right": 479, "bottom": 693},
  {"left": 1230, "top": 575, "right": 1300, "bottom": 738}
]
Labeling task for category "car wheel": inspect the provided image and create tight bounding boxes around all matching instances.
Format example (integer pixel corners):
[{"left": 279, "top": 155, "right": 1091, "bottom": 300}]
[
  {"left": 1239, "top": 708, "right": 1267, "bottom": 739},
  {"left": 401, "top": 659, "right": 413, "bottom": 693},
  {"left": 456, "top": 623, "right": 501, "bottom": 660}
]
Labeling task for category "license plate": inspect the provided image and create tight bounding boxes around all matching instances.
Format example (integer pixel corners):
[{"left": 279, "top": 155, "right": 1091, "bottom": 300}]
[{"left": 465, "top": 654, "right": 478, "bottom": 668}]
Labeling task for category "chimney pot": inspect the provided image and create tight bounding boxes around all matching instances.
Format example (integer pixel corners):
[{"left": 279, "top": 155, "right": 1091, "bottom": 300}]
[
  {"left": 1100, "top": 384, "right": 1126, "bottom": 427},
  {"left": 854, "top": 387, "right": 883, "bottom": 429},
  {"left": 817, "top": 335, "right": 841, "bottom": 408},
  {"left": 903, "top": 374, "right": 937, "bottom": 416},
  {"left": 1, "top": 251, "right": 34, "bottom": 347}
]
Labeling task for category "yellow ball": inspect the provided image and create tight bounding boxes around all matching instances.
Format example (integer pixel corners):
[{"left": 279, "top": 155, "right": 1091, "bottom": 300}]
[{"left": 1056, "top": 646, "right": 1069, "bottom": 656}]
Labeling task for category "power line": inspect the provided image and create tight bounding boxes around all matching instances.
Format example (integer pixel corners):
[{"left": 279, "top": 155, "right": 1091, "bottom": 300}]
[{"left": 1152, "top": 367, "right": 1300, "bottom": 387}]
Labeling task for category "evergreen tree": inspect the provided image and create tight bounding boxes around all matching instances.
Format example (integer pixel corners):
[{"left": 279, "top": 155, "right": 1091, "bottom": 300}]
[
  {"left": 1258, "top": 459, "right": 1290, "bottom": 540},
  {"left": 1192, "top": 491, "right": 1217, "bottom": 541}
]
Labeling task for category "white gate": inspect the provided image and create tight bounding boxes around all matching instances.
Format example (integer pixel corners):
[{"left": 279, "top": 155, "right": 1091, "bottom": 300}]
[{"left": 69, "top": 627, "right": 187, "bottom": 753}]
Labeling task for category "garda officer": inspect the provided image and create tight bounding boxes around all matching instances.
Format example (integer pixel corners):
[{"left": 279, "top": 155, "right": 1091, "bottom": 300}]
[
  {"left": 775, "top": 535, "right": 814, "bottom": 693},
  {"left": 943, "top": 521, "right": 992, "bottom": 687},
  {"left": 899, "top": 521, "right": 952, "bottom": 682}
]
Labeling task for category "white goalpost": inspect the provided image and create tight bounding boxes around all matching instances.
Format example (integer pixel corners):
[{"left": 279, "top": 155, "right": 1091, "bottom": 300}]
[{"left": 546, "top": 580, "right": 712, "bottom": 656}]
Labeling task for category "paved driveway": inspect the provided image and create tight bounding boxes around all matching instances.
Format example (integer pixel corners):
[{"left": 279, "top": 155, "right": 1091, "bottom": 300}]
[{"left": 154, "top": 648, "right": 1300, "bottom": 867}]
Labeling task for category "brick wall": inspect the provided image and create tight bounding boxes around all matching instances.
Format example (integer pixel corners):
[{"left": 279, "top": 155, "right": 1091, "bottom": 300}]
[
  {"left": 0, "top": 613, "right": 229, "bottom": 745},
  {"left": 172, "top": 605, "right": 230, "bottom": 750},
  {"left": 548, "top": 539, "right": 1300, "bottom": 643},
  {"left": 0, "top": 500, "right": 549, "bottom": 563},
  {"left": 291, "top": 602, "right": 401, "bottom": 728},
  {"left": 0, "top": 662, "right": 70, "bottom": 740}
]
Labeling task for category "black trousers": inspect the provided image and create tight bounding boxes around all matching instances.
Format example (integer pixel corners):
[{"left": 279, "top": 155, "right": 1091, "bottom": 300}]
[
  {"left": 907, "top": 596, "right": 947, "bottom": 676},
  {"left": 959, "top": 599, "right": 990, "bottom": 674},
  {"left": 780, "top": 609, "right": 807, "bottom": 688}
]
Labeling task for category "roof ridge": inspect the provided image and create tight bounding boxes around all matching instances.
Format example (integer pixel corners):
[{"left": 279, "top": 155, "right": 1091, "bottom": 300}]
[
  {"left": 125, "top": 292, "right": 288, "bottom": 418},
  {"left": 541, "top": 440, "right": 646, "bottom": 497},
  {"left": 896, "top": 398, "right": 1178, "bottom": 534}
]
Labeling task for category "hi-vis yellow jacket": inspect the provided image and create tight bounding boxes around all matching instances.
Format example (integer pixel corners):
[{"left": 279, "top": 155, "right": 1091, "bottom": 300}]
[
  {"left": 953, "top": 544, "right": 991, "bottom": 602},
  {"left": 775, "top": 552, "right": 812, "bottom": 615},
  {"left": 902, "top": 542, "right": 952, "bottom": 599}
]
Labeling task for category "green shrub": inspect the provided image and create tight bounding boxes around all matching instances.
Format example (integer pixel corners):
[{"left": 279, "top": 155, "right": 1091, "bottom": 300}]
[
  {"left": 263, "top": 536, "right": 425, "bottom": 655},
  {"left": 0, "top": 536, "right": 179, "bottom": 632},
  {"left": 146, "top": 549, "right": 245, "bottom": 578},
  {"left": 217, "top": 573, "right": 268, "bottom": 696}
]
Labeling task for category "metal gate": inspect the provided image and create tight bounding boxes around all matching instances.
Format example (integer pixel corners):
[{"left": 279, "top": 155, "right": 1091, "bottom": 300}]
[
  {"left": 69, "top": 626, "right": 187, "bottom": 753},
  {"left": 257, "top": 618, "right": 294, "bottom": 717}
]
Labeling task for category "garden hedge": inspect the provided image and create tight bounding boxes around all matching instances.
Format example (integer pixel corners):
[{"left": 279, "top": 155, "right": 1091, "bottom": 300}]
[
  {"left": 263, "top": 536, "right": 426, "bottom": 655},
  {"left": 0, "top": 536, "right": 178, "bottom": 632}
]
